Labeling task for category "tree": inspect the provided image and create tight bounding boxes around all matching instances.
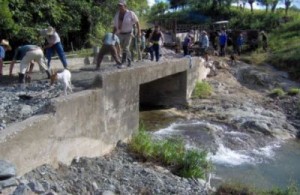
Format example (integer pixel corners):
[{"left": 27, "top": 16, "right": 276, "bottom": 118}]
[
  {"left": 248, "top": 0, "right": 255, "bottom": 13},
  {"left": 285, "top": 0, "right": 292, "bottom": 15},
  {"left": 271, "top": 0, "right": 279, "bottom": 12},
  {"left": 0, "top": 0, "right": 14, "bottom": 38}
]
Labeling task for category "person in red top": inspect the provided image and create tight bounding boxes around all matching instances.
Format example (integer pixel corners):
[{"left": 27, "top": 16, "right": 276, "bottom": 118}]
[{"left": 149, "top": 25, "right": 164, "bottom": 62}]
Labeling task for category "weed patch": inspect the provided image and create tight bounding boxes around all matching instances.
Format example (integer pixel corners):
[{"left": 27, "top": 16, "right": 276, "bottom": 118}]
[
  {"left": 192, "top": 81, "right": 213, "bottom": 99},
  {"left": 129, "top": 129, "right": 211, "bottom": 179}
]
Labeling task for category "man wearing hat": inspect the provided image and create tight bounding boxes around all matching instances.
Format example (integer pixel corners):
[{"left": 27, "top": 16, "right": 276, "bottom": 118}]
[
  {"left": 9, "top": 45, "right": 50, "bottom": 83},
  {"left": 0, "top": 39, "right": 12, "bottom": 76},
  {"left": 113, "top": 0, "right": 140, "bottom": 67},
  {"left": 41, "top": 26, "right": 68, "bottom": 69}
]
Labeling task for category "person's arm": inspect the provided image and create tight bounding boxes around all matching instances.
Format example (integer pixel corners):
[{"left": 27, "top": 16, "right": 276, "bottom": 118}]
[
  {"left": 160, "top": 32, "right": 164, "bottom": 45},
  {"left": 136, "top": 21, "right": 141, "bottom": 37},
  {"left": 9, "top": 60, "right": 16, "bottom": 76}
]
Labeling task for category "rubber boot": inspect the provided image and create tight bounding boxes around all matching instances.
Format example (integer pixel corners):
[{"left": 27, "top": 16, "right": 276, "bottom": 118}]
[
  {"left": 18, "top": 73, "right": 25, "bottom": 84},
  {"left": 121, "top": 53, "right": 126, "bottom": 64},
  {"left": 127, "top": 58, "right": 131, "bottom": 67},
  {"left": 46, "top": 70, "right": 51, "bottom": 79}
]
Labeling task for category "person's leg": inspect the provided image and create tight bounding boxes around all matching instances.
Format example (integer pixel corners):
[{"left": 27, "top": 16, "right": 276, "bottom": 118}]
[
  {"left": 54, "top": 42, "right": 68, "bottom": 68},
  {"left": 46, "top": 47, "right": 53, "bottom": 69},
  {"left": 34, "top": 49, "right": 51, "bottom": 78},
  {"left": 110, "top": 45, "right": 122, "bottom": 65},
  {"left": 121, "top": 34, "right": 133, "bottom": 66},
  {"left": 183, "top": 46, "right": 187, "bottom": 56},
  {"left": 19, "top": 53, "right": 33, "bottom": 83},
  {"left": 0, "top": 59, "right": 3, "bottom": 76},
  {"left": 154, "top": 44, "right": 160, "bottom": 61},
  {"left": 149, "top": 46, "right": 154, "bottom": 61},
  {"left": 96, "top": 45, "right": 108, "bottom": 69}
]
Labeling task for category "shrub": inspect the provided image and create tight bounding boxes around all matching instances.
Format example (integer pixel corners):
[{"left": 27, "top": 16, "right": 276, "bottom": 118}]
[
  {"left": 192, "top": 81, "right": 213, "bottom": 99},
  {"left": 129, "top": 128, "right": 211, "bottom": 179},
  {"left": 270, "top": 88, "right": 285, "bottom": 97},
  {"left": 287, "top": 87, "right": 300, "bottom": 96}
]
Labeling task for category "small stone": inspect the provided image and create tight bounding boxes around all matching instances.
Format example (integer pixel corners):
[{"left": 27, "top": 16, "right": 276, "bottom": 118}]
[
  {"left": 0, "top": 177, "right": 18, "bottom": 189},
  {"left": 28, "top": 181, "right": 45, "bottom": 193},
  {"left": 102, "top": 190, "right": 115, "bottom": 195},
  {"left": 12, "top": 183, "right": 31, "bottom": 195}
]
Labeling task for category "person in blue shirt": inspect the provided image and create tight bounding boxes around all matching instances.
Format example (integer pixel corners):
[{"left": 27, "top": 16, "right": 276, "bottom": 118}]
[
  {"left": 219, "top": 28, "right": 227, "bottom": 56},
  {"left": 9, "top": 45, "right": 50, "bottom": 83},
  {"left": 96, "top": 27, "right": 122, "bottom": 70},
  {"left": 0, "top": 39, "right": 11, "bottom": 76}
]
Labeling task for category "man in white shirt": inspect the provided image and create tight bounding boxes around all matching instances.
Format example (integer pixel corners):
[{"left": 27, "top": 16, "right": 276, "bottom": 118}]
[{"left": 113, "top": 0, "right": 140, "bottom": 67}]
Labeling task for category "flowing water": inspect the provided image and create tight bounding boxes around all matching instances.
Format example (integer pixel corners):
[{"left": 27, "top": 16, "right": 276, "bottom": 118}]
[{"left": 141, "top": 111, "right": 300, "bottom": 190}]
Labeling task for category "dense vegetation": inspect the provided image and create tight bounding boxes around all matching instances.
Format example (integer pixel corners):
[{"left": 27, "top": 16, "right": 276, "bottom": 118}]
[{"left": 0, "top": 0, "right": 148, "bottom": 58}]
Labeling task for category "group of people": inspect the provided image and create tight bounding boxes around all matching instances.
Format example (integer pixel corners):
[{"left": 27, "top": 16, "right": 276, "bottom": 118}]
[
  {"left": 96, "top": 0, "right": 165, "bottom": 70},
  {"left": 182, "top": 27, "right": 268, "bottom": 61},
  {"left": 0, "top": 26, "right": 68, "bottom": 83}
]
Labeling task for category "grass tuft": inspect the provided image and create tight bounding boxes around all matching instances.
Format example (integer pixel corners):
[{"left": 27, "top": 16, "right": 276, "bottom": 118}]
[
  {"left": 215, "top": 182, "right": 299, "bottom": 195},
  {"left": 129, "top": 127, "right": 211, "bottom": 179},
  {"left": 270, "top": 88, "right": 285, "bottom": 97},
  {"left": 287, "top": 87, "right": 300, "bottom": 96},
  {"left": 192, "top": 81, "right": 213, "bottom": 99}
]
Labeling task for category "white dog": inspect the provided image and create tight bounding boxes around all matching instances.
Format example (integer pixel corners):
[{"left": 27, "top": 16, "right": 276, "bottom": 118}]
[{"left": 50, "top": 69, "right": 73, "bottom": 95}]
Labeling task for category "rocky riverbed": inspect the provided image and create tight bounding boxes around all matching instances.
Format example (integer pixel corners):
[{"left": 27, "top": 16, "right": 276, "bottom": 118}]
[
  {"left": 1, "top": 142, "right": 208, "bottom": 194},
  {"left": 1, "top": 54, "right": 300, "bottom": 194}
]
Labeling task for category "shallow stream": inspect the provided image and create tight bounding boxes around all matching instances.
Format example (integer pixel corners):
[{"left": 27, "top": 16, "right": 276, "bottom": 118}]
[{"left": 140, "top": 111, "right": 300, "bottom": 190}]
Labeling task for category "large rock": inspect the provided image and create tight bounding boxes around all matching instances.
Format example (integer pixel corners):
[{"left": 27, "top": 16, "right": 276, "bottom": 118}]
[{"left": 0, "top": 160, "right": 16, "bottom": 180}]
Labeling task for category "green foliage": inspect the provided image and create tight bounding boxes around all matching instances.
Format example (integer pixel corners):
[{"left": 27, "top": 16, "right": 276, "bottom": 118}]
[
  {"left": 129, "top": 127, "right": 211, "bottom": 179},
  {"left": 192, "top": 81, "right": 213, "bottom": 99},
  {"left": 287, "top": 87, "right": 300, "bottom": 96},
  {"left": 270, "top": 88, "right": 285, "bottom": 97}
]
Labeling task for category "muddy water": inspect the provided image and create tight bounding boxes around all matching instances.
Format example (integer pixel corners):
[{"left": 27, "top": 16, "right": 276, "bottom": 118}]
[{"left": 140, "top": 110, "right": 300, "bottom": 190}]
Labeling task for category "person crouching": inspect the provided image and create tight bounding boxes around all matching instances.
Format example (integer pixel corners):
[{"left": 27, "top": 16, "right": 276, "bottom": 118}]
[
  {"left": 9, "top": 45, "right": 50, "bottom": 83},
  {"left": 96, "top": 27, "right": 122, "bottom": 70}
]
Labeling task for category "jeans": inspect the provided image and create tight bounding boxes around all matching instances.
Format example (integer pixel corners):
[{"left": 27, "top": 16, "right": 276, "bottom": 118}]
[
  {"left": 150, "top": 44, "right": 160, "bottom": 61},
  {"left": 46, "top": 42, "right": 68, "bottom": 69}
]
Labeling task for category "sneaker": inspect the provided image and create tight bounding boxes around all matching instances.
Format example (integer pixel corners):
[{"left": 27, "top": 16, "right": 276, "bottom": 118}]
[{"left": 117, "top": 65, "right": 127, "bottom": 69}]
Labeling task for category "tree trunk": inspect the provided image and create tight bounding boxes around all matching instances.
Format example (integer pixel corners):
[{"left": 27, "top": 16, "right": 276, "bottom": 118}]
[{"left": 271, "top": 1, "right": 278, "bottom": 12}]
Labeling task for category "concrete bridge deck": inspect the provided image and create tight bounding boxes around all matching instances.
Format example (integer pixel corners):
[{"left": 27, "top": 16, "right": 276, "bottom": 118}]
[{"left": 0, "top": 56, "right": 209, "bottom": 175}]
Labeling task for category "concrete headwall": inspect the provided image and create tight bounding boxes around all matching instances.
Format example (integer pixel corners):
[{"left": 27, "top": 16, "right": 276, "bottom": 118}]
[{"left": 0, "top": 57, "right": 209, "bottom": 175}]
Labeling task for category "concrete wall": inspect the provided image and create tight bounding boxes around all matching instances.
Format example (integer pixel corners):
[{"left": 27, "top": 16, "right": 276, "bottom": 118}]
[{"left": 0, "top": 57, "right": 209, "bottom": 175}]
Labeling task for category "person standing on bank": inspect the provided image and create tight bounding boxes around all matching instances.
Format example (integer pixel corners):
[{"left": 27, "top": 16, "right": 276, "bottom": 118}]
[
  {"left": 113, "top": 0, "right": 140, "bottom": 68},
  {"left": 182, "top": 32, "right": 193, "bottom": 56},
  {"left": 95, "top": 27, "right": 122, "bottom": 70},
  {"left": 200, "top": 31, "right": 209, "bottom": 61},
  {"left": 149, "top": 25, "right": 164, "bottom": 62},
  {"left": 9, "top": 45, "right": 50, "bottom": 83},
  {"left": 41, "top": 26, "right": 68, "bottom": 70},
  {"left": 0, "top": 39, "right": 12, "bottom": 76}
]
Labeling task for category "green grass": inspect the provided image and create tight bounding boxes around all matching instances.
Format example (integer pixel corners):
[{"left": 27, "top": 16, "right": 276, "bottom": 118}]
[
  {"left": 215, "top": 182, "right": 299, "bottom": 195},
  {"left": 288, "top": 87, "right": 300, "bottom": 96},
  {"left": 270, "top": 88, "right": 286, "bottom": 97},
  {"left": 192, "top": 81, "right": 213, "bottom": 99},
  {"left": 129, "top": 127, "right": 211, "bottom": 179}
]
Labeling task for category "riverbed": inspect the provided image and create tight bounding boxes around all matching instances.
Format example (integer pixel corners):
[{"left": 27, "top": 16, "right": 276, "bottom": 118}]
[
  {"left": 140, "top": 58, "right": 300, "bottom": 190},
  {"left": 140, "top": 112, "right": 300, "bottom": 190}
]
